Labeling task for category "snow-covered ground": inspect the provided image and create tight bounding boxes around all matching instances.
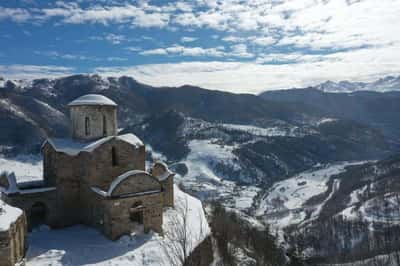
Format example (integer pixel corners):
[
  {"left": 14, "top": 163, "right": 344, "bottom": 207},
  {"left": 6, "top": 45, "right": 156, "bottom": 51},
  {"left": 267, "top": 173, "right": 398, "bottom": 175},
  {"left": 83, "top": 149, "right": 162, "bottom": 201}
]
[
  {"left": 340, "top": 192, "right": 400, "bottom": 225},
  {"left": 0, "top": 155, "right": 43, "bottom": 183},
  {"left": 256, "top": 162, "right": 367, "bottom": 229},
  {"left": 0, "top": 201, "right": 23, "bottom": 231},
  {"left": 174, "top": 139, "right": 260, "bottom": 212},
  {"left": 25, "top": 186, "right": 210, "bottom": 266},
  {"left": 184, "top": 139, "right": 240, "bottom": 182},
  {"left": 221, "top": 123, "right": 294, "bottom": 137}
]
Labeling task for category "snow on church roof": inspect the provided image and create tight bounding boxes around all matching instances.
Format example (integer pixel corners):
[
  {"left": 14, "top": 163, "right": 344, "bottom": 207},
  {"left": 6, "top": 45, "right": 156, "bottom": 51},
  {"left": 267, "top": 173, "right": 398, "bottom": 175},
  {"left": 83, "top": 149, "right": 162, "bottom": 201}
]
[
  {"left": 68, "top": 94, "right": 117, "bottom": 107},
  {"left": 43, "top": 133, "right": 143, "bottom": 156},
  {"left": 90, "top": 170, "right": 162, "bottom": 198}
]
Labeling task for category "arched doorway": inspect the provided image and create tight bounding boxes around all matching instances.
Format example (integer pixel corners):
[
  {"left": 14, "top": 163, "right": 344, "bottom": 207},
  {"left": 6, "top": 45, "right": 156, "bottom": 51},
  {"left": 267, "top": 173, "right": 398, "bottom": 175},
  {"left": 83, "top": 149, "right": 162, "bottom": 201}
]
[
  {"left": 129, "top": 201, "right": 144, "bottom": 224},
  {"left": 29, "top": 202, "right": 47, "bottom": 230}
]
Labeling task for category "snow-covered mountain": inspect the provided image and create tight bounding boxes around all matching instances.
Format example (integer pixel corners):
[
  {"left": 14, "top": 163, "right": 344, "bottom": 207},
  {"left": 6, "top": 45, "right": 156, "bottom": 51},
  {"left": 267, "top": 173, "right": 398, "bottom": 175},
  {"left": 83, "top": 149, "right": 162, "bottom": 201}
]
[
  {"left": 1, "top": 74, "right": 400, "bottom": 265},
  {"left": 314, "top": 75, "right": 400, "bottom": 93}
]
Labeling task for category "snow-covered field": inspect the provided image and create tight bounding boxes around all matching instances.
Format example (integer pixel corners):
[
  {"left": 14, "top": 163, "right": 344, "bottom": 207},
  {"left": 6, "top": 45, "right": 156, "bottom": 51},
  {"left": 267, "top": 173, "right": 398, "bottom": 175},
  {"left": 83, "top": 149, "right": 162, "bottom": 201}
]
[
  {"left": 184, "top": 139, "right": 240, "bottom": 182},
  {"left": 25, "top": 186, "right": 210, "bottom": 266},
  {"left": 221, "top": 123, "right": 293, "bottom": 137},
  {"left": 256, "top": 162, "right": 367, "bottom": 228},
  {"left": 175, "top": 139, "right": 260, "bottom": 212},
  {"left": 0, "top": 155, "right": 43, "bottom": 183}
]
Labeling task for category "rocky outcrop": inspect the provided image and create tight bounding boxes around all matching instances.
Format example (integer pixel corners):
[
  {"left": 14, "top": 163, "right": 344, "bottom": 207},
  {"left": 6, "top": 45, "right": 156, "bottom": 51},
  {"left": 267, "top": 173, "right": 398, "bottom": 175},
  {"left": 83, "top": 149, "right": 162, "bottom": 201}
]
[{"left": 185, "top": 236, "right": 213, "bottom": 266}]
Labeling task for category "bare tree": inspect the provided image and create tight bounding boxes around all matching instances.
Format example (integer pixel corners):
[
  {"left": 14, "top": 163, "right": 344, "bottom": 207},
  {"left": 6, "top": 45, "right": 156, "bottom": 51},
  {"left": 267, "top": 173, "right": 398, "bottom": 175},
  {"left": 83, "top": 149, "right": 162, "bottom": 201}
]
[{"left": 161, "top": 194, "right": 206, "bottom": 266}]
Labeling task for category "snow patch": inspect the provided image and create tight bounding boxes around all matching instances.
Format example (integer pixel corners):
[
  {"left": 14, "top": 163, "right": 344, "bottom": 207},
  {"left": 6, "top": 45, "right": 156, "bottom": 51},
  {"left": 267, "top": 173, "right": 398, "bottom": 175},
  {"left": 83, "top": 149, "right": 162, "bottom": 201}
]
[
  {"left": 68, "top": 94, "right": 117, "bottom": 106},
  {"left": 0, "top": 201, "right": 23, "bottom": 231},
  {"left": 45, "top": 133, "right": 142, "bottom": 156}
]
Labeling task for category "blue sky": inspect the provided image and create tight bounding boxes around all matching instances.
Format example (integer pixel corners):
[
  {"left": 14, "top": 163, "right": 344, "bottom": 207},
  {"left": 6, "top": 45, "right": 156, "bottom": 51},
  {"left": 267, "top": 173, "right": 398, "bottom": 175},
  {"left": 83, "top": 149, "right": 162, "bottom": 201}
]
[{"left": 0, "top": 0, "right": 400, "bottom": 93}]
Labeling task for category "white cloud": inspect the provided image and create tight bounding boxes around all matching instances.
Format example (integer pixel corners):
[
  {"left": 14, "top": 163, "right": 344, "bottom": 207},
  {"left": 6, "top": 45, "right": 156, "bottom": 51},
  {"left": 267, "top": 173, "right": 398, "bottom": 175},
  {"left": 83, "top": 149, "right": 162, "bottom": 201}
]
[
  {"left": 96, "top": 44, "right": 400, "bottom": 94},
  {"left": 1, "top": 0, "right": 400, "bottom": 93},
  {"left": 104, "top": 33, "right": 126, "bottom": 44},
  {"left": 140, "top": 45, "right": 226, "bottom": 57},
  {"left": 34, "top": 51, "right": 100, "bottom": 61},
  {"left": 230, "top": 44, "right": 253, "bottom": 58},
  {"left": 0, "top": 7, "right": 32, "bottom": 22},
  {"left": 250, "top": 36, "right": 276, "bottom": 47},
  {"left": 0, "top": 64, "right": 74, "bottom": 79},
  {"left": 181, "top": 36, "right": 197, "bottom": 43}
]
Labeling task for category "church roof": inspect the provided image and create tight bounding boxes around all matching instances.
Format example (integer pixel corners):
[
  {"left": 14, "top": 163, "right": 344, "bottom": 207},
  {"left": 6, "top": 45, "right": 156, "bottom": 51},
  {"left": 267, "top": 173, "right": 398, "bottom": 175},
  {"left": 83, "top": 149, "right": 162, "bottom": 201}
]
[
  {"left": 43, "top": 133, "right": 143, "bottom": 156},
  {"left": 68, "top": 94, "right": 117, "bottom": 107},
  {"left": 90, "top": 170, "right": 162, "bottom": 198}
]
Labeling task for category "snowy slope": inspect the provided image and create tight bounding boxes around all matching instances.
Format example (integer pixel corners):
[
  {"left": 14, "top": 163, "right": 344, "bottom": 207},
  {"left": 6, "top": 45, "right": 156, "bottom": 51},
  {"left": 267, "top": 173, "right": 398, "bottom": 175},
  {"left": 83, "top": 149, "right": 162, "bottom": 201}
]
[
  {"left": 256, "top": 162, "right": 367, "bottom": 229},
  {"left": 173, "top": 139, "right": 261, "bottom": 212},
  {"left": 315, "top": 76, "right": 400, "bottom": 93},
  {"left": 0, "top": 155, "right": 43, "bottom": 183}
]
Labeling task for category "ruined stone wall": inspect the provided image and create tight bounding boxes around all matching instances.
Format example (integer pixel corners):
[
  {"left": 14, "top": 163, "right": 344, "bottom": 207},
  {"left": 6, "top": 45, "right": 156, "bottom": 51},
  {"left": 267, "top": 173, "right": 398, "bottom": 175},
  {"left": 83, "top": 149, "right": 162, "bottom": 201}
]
[
  {"left": 160, "top": 176, "right": 174, "bottom": 207},
  {"left": 0, "top": 213, "right": 27, "bottom": 266},
  {"left": 103, "top": 193, "right": 163, "bottom": 240},
  {"left": 3, "top": 190, "right": 58, "bottom": 229},
  {"left": 70, "top": 105, "right": 117, "bottom": 141},
  {"left": 83, "top": 139, "right": 145, "bottom": 191}
]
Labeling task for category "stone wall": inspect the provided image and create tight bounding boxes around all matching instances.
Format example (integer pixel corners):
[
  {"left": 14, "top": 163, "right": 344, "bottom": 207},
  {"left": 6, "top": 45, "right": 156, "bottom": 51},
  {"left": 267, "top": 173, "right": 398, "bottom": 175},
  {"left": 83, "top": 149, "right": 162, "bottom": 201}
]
[
  {"left": 43, "top": 144, "right": 81, "bottom": 226},
  {"left": 160, "top": 176, "right": 174, "bottom": 207},
  {"left": 0, "top": 212, "right": 27, "bottom": 266},
  {"left": 83, "top": 138, "right": 145, "bottom": 191},
  {"left": 103, "top": 192, "right": 164, "bottom": 240},
  {"left": 70, "top": 105, "right": 117, "bottom": 141},
  {"left": 4, "top": 190, "right": 58, "bottom": 229}
]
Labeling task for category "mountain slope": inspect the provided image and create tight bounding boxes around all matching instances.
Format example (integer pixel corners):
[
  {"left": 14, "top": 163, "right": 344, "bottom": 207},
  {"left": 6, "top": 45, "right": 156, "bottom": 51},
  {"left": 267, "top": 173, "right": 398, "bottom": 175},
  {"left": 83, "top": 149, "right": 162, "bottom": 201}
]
[
  {"left": 265, "top": 155, "right": 400, "bottom": 265},
  {"left": 0, "top": 74, "right": 326, "bottom": 152},
  {"left": 260, "top": 88, "right": 400, "bottom": 144},
  {"left": 303, "top": 75, "right": 400, "bottom": 93}
]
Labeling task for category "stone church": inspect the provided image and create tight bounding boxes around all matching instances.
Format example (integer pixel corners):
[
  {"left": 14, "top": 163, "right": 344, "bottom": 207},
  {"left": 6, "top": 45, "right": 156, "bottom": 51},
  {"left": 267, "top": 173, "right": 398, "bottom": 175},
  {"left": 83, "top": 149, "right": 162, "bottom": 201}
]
[{"left": 1, "top": 94, "right": 174, "bottom": 240}]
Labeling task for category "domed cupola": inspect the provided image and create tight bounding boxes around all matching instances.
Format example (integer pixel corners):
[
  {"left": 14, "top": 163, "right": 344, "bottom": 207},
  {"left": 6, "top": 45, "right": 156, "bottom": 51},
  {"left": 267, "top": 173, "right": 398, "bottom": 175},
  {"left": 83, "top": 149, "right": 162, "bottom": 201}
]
[{"left": 68, "top": 94, "right": 117, "bottom": 141}]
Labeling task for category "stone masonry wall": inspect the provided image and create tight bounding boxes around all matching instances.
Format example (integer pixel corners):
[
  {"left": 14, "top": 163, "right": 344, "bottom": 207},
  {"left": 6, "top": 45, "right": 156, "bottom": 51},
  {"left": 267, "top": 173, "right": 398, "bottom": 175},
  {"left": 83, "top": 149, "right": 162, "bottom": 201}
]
[
  {"left": 110, "top": 172, "right": 161, "bottom": 196},
  {"left": 70, "top": 105, "right": 117, "bottom": 141},
  {"left": 104, "top": 193, "right": 163, "bottom": 240},
  {"left": 0, "top": 212, "right": 27, "bottom": 266},
  {"left": 83, "top": 139, "right": 145, "bottom": 191},
  {"left": 160, "top": 176, "right": 174, "bottom": 207},
  {"left": 4, "top": 190, "right": 58, "bottom": 229}
]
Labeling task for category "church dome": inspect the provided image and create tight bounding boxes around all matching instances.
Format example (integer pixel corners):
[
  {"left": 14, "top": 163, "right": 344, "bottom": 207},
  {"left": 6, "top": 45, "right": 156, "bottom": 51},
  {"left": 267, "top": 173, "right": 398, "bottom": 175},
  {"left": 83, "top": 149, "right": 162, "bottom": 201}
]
[{"left": 68, "top": 94, "right": 117, "bottom": 107}]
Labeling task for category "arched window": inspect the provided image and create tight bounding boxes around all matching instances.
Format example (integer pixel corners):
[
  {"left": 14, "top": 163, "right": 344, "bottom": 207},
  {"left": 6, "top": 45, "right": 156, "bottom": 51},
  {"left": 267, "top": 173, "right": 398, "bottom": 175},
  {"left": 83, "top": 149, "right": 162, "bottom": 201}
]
[
  {"left": 103, "top": 115, "right": 107, "bottom": 136},
  {"left": 112, "top": 147, "right": 118, "bottom": 166},
  {"left": 85, "top": 117, "right": 90, "bottom": 136}
]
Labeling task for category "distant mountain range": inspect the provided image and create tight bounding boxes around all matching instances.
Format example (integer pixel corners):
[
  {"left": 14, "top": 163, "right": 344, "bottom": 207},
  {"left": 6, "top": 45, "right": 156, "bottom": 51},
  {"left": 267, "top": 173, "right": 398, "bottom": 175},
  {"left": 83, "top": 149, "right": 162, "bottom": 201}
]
[{"left": 296, "top": 75, "right": 400, "bottom": 93}]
